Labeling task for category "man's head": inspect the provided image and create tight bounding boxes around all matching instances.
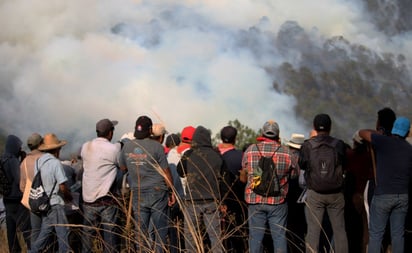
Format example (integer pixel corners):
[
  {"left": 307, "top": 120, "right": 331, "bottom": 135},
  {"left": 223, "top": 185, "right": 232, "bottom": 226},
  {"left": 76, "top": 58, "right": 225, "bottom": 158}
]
[
  {"left": 376, "top": 107, "right": 396, "bottom": 135},
  {"left": 261, "top": 120, "right": 279, "bottom": 140},
  {"left": 286, "top": 133, "right": 305, "bottom": 150},
  {"left": 27, "top": 133, "right": 43, "bottom": 151},
  {"left": 313, "top": 113, "right": 332, "bottom": 133},
  {"left": 38, "top": 133, "right": 67, "bottom": 157},
  {"left": 165, "top": 134, "right": 181, "bottom": 149},
  {"left": 152, "top": 123, "right": 167, "bottom": 137},
  {"left": 391, "top": 117, "right": 410, "bottom": 138},
  {"left": 150, "top": 123, "right": 168, "bottom": 143},
  {"left": 96, "top": 119, "right": 118, "bottom": 140},
  {"left": 181, "top": 126, "right": 195, "bottom": 143},
  {"left": 134, "top": 115, "right": 153, "bottom": 139},
  {"left": 220, "top": 126, "right": 237, "bottom": 144}
]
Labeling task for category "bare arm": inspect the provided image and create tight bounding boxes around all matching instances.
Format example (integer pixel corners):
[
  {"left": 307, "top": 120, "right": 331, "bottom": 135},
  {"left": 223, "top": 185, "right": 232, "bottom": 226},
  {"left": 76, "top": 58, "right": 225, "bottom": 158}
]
[
  {"left": 19, "top": 160, "right": 27, "bottom": 193},
  {"left": 119, "top": 165, "right": 127, "bottom": 172},
  {"left": 59, "top": 183, "right": 73, "bottom": 202},
  {"left": 358, "top": 129, "right": 378, "bottom": 143},
  {"left": 239, "top": 168, "right": 248, "bottom": 183},
  {"left": 164, "top": 167, "right": 176, "bottom": 206}
]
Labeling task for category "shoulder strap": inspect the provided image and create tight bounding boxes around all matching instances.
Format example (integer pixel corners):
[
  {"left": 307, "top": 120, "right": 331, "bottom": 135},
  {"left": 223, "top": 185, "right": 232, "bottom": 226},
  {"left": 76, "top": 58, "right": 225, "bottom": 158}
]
[
  {"left": 24, "top": 159, "right": 27, "bottom": 173},
  {"left": 255, "top": 144, "right": 280, "bottom": 158}
]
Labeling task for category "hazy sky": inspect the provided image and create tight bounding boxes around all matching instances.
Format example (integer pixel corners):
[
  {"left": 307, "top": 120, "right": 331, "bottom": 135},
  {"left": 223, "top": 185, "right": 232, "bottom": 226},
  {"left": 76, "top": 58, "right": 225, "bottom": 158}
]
[{"left": 0, "top": 0, "right": 409, "bottom": 157}]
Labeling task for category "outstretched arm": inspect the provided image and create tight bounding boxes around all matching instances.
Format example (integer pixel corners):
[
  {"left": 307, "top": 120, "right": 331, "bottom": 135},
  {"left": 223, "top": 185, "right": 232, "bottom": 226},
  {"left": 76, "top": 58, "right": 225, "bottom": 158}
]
[{"left": 358, "top": 129, "right": 378, "bottom": 143}]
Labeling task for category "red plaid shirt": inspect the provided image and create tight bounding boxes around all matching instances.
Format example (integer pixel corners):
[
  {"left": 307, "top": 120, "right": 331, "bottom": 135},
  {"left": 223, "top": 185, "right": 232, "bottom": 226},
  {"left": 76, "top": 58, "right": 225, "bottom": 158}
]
[{"left": 243, "top": 139, "right": 294, "bottom": 205}]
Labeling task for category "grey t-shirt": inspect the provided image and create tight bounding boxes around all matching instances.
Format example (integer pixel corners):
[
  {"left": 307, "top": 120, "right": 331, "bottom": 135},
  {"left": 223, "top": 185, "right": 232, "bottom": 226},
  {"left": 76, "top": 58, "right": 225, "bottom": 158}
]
[{"left": 120, "top": 138, "right": 168, "bottom": 191}]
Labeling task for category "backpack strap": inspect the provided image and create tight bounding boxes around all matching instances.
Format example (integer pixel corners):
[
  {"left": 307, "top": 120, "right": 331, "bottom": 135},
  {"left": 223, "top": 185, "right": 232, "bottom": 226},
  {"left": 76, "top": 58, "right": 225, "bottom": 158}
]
[{"left": 255, "top": 144, "right": 279, "bottom": 159}]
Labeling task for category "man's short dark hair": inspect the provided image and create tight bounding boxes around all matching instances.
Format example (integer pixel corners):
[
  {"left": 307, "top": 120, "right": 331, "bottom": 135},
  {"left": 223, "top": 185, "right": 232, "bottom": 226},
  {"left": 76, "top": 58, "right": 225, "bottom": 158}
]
[
  {"left": 220, "top": 126, "right": 237, "bottom": 144},
  {"left": 377, "top": 107, "right": 396, "bottom": 135},
  {"left": 313, "top": 113, "right": 331, "bottom": 132}
]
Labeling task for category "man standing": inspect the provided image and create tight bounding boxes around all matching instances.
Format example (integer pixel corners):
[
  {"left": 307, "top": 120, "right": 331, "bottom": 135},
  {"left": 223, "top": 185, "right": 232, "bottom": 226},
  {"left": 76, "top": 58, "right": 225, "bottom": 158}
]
[
  {"left": 81, "top": 118, "right": 122, "bottom": 253},
  {"left": 177, "top": 125, "right": 225, "bottom": 253},
  {"left": 165, "top": 133, "right": 185, "bottom": 253},
  {"left": 217, "top": 125, "right": 247, "bottom": 253},
  {"left": 119, "top": 115, "right": 175, "bottom": 253},
  {"left": 20, "top": 133, "right": 44, "bottom": 248},
  {"left": 1, "top": 134, "right": 31, "bottom": 252},
  {"left": 359, "top": 117, "right": 412, "bottom": 253},
  {"left": 299, "top": 113, "right": 348, "bottom": 253},
  {"left": 29, "top": 133, "right": 73, "bottom": 253},
  {"left": 240, "top": 120, "right": 295, "bottom": 253}
]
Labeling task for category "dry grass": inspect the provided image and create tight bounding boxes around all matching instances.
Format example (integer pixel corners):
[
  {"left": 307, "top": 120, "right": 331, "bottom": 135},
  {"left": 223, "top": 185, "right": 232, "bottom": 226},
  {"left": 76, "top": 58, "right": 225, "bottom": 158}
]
[
  {"left": 0, "top": 194, "right": 311, "bottom": 253},
  {"left": 0, "top": 223, "right": 8, "bottom": 253},
  {"left": 0, "top": 155, "right": 312, "bottom": 253}
]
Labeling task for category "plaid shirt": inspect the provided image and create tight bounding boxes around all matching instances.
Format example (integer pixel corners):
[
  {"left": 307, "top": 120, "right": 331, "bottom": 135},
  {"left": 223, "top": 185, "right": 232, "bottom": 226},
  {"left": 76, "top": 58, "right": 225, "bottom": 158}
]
[{"left": 243, "top": 139, "right": 294, "bottom": 205}]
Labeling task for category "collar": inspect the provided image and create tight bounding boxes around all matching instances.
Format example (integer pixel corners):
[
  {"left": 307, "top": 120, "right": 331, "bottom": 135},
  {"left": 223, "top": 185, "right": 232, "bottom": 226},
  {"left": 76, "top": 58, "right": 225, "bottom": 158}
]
[
  {"left": 217, "top": 143, "right": 235, "bottom": 155},
  {"left": 256, "top": 136, "right": 278, "bottom": 143}
]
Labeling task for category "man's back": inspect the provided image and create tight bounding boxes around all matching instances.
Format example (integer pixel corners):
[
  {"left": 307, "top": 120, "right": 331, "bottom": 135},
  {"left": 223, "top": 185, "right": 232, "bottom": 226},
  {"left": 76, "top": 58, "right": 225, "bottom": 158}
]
[
  {"left": 81, "top": 137, "right": 120, "bottom": 203},
  {"left": 179, "top": 126, "right": 223, "bottom": 201},
  {"left": 243, "top": 140, "right": 293, "bottom": 204},
  {"left": 120, "top": 138, "right": 169, "bottom": 191},
  {"left": 300, "top": 113, "right": 348, "bottom": 253},
  {"left": 299, "top": 134, "right": 346, "bottom": 194},
  {"left": 371, "top": 133, "right": 412, "bottom": 195}
]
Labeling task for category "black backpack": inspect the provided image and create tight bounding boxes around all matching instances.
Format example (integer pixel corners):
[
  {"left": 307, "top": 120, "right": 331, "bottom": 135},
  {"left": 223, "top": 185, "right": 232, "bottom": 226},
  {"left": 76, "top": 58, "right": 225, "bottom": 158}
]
[
  {"left": 305, "top": 137, "right": 344, "bottom": 193},
  {"left": 29, "top": 159, "right": 56, "bottom": 215},
  {"left": 251, "top": 145, "right": 283, "bottom": 197},
  {"left": 0, "top": 158, "right": 11, "bottom": 196}
]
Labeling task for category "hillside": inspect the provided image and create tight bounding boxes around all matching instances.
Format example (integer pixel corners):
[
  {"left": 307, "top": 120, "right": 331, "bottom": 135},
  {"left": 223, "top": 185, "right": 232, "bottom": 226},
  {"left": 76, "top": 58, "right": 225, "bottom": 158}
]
[{"left": 269, "top": 20, "right": 411, "bottom": 143}]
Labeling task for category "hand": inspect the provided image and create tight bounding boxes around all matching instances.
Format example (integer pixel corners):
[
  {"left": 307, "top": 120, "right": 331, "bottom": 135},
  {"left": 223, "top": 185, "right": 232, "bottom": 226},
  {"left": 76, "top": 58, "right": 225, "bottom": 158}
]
[
  {"left": 220, "top": 204, "right": 228, "bottom": 217},
  {"left": 64, "top": 191, "right": 73, "bottom": 202},
  {"left": 168, "top": 192, "right": 176, "bottom": 207},
  {"left": 352, "top": 130, "right": 363, "bottom": 144}
]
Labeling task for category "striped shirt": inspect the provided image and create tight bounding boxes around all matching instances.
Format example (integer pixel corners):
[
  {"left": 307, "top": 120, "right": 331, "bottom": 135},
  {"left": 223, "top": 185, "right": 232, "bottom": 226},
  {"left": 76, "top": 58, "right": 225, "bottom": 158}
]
[{"left": 243, "top": 139, "right": 294, "bottom": 205}]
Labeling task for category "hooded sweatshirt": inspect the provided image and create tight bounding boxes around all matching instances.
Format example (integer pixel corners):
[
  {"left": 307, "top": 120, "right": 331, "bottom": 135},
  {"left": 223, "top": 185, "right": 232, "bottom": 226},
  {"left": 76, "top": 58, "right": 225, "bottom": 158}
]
[
  {"left": 177, "top": 126, "right": 224, "bottom": 201},
  {"left": 1, "top": 135, "right": 23, "bottom": 201}
]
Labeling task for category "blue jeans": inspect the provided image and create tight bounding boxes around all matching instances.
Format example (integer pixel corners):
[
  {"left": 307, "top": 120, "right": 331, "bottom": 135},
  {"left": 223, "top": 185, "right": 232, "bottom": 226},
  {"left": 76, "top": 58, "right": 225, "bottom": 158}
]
[
  {"left": 29, "top": 205, "right": 70, "bottom": 253},
  {"left": 183, "top": 200, "right": 223, "bottom": 253},
  {"left": 30, "top": 212, "right": 42, "bottom": 247},
  {"left": 304, "top": 189, "right": 348, "bottom": 253},
  {"left": 248, "top": 202, "right": 288, "bottom": 253},
  {"left": 132, "top": 189, "right": 169, "bottom": 253},
  {"left": 82, "top": 201, "right": 120, "bottom": 253},
  {"left": 368, "top": 194, "right": 408, "bottom": 253}
]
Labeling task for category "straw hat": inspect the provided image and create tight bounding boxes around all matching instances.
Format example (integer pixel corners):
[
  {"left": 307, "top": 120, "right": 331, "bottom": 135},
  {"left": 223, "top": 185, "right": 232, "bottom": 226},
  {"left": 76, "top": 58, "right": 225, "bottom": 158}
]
[
  {"left": 38, "top": 133, "right": 67, "bottom": 151},
  {"left": 286, "top": 133, "right": 305, "bottom": 149}
]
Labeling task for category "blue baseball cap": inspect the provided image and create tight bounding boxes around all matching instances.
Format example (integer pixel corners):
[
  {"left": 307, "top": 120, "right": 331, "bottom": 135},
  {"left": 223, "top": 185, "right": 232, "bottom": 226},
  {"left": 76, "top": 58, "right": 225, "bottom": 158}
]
[{"left": 391, "top": 117, "right": 410, "bottom": 137}]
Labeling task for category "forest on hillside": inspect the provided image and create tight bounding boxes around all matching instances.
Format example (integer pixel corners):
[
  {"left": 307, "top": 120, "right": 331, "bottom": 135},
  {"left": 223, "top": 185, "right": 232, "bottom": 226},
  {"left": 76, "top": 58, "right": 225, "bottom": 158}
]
[{"left": 263, "top": 15, "right": 412, "bottom": 142}]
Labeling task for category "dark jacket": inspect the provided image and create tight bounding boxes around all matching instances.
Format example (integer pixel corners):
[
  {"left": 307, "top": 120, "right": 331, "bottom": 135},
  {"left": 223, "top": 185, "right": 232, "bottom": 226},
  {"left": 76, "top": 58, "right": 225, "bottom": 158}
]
[
  {"left": 1, "top": 135, "right": 23, "bottom": 201},
  {"left": 177, "top": 126, "right": 224, "bottom": 201}
]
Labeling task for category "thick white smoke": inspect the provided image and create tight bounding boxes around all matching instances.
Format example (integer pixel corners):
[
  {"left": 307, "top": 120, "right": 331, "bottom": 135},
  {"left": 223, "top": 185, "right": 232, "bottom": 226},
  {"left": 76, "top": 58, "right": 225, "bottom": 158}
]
[{"left": 0, "top": 0, "right": 408, "bottom": 157}]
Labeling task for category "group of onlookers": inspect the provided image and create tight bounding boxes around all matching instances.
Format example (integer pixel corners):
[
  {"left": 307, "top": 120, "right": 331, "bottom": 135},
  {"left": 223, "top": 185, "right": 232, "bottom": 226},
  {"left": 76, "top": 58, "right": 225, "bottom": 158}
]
[{"left": 0, "top": 107, "right": 412, "bottom": 253}]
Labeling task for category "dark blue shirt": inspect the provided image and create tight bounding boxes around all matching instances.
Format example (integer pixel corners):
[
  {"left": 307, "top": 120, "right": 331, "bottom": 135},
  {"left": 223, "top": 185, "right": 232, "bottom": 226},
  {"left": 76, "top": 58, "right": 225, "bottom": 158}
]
[{"left": 372, "top": 134, "right": 412, "bottom": 195}]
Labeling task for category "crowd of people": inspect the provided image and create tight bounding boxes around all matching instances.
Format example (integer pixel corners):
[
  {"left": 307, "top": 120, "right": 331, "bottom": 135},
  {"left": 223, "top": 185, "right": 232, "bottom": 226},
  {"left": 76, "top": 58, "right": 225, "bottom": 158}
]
[{"left": 0, "top": 107, "right": 412, "bottom": 253}]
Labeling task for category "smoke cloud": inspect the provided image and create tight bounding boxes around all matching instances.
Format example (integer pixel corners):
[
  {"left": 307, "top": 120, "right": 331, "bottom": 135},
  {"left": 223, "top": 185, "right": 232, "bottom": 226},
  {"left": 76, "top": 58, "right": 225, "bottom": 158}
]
[{"left": 0, "top": 0, "right": 409, "bottom": 157}]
